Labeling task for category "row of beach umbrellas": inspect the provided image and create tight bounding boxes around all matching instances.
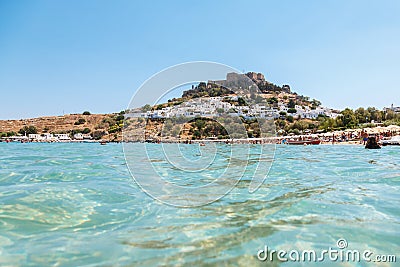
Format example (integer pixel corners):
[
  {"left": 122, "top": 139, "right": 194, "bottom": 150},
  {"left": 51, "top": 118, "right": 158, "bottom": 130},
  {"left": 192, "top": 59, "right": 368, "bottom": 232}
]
[{"left": 319, "top": 125, "right": 400, "bottom": 136}]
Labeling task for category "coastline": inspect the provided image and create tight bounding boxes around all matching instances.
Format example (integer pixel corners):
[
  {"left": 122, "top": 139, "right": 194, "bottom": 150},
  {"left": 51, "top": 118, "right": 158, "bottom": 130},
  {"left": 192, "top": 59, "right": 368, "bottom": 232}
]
[
  {"left": 1, "top": 114, "right": 399, "bottom": 145},
  {"left": 0, "top": 138, "right": 391, "bottom": 146}
]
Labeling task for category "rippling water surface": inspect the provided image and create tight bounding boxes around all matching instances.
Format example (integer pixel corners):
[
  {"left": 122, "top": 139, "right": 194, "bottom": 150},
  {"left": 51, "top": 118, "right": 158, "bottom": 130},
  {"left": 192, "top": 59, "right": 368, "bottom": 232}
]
[{"left": 0, "top": 143, "right": 399, "bottom": 266}]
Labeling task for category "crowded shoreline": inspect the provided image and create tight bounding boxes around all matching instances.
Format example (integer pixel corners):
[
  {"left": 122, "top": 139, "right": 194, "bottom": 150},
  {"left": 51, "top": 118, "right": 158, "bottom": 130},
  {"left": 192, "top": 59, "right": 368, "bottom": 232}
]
[
  {"left": 2, "top": 125, "right": 400, "bottom": 146},
  {"left": 1, "top": 124, "right": 399, "bottom": 146}
]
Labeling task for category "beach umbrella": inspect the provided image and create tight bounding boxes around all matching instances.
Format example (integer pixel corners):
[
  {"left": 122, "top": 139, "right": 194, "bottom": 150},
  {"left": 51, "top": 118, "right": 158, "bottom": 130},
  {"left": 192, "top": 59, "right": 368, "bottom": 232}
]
[
  {"left": 387, "top": 125, "right": 400, "bottom": 134},
  {"left": 365, "top": 128, "right": 376, "bottom": 134},
  {"left": 386, "top": 125, "right": 400, "bottom": 130},
  {"left": 374, "top": 126, "right": 385, "bottom": 133}
]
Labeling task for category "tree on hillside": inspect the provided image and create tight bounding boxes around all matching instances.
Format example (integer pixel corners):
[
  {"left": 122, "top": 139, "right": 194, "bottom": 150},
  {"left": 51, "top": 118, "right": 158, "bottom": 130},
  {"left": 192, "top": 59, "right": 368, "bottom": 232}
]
[
  {"left": 319, "top": 117, "right": 337, "bottom": 131},
  {"left": 339, "top": 108, "right": 358, "bottom": 128},
  {"left": 367, "top": 107, "right": 382, "bottom": 122},
  {"left": 311, "top": 99, "right": 321, "bottom": 107},
  {"left": 317, "top": 114, "right": 327, "bottom": 121},
  {"left": 237, "top": 97, "right": 246, "bottom": 106},
  {"left": 19, "top": 126, "right": 37, "bottom": 135},
  {"left": 267, "top": 97, "right": 278, "bottom": 104},
  {"left": 141, "top": 104, "right": 152, "bottom": 112},
  {"left": 216, "top": 108, "right": 225, "bottom": 114},
  {"left": 74, "top": 118, "right": 86, "bottom": 125},
  {"left": 288, "top": 99, "right": 296, "bottom": 108},
  {"left": 6, "top": 131, "right": 16, "bottom": 137},
  {"left": 83, "top": 111, "right": 91, "bottom": 115},
  {"left": 355, "top": 107, "right": 370, "bottom": 123},
  {"left": 385, "top": 110, "right": 397, "bottom": 120},
  {"left": 92, "top": 130, "right": 106, "bottom": 140},
  {"left": 194, "top": 119, "right": 206, "bottom": 131},
  {"left": 291, "top": 120, "right": 309, "bottom": 131},
  {"left": 115, "top": 114, "right": 125, "bottom": 122},
  {"left": 191, "top": 130, "right": 200, "bottom": 139},
  {"left": 275, "top": 119, "right": 286, "bottom": 128}
]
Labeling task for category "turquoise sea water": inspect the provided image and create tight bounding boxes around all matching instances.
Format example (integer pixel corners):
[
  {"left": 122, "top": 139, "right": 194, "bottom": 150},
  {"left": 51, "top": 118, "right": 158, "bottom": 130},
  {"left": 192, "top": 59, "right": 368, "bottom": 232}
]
[{"left": 0, "top": 143, "right": 399, "bottom": 266}]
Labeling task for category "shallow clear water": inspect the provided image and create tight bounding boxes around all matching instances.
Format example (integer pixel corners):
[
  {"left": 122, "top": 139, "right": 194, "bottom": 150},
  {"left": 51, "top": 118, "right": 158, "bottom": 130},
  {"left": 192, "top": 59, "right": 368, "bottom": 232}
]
[{"left": 0, "top": 143, "right": 399, "bottom": 266}]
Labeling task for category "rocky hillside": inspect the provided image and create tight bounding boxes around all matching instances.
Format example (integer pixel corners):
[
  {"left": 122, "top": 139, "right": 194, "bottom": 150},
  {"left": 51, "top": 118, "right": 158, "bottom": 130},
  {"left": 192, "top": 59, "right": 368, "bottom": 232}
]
[{"left": 0, "top": 113, "right": 125, "bottom": 141}]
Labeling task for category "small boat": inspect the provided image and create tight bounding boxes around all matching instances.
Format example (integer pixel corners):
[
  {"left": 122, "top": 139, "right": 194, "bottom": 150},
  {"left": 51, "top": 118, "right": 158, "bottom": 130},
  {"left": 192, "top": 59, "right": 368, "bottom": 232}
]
[
  {"left": 100, "top": 141, "right": 107, "bottom": 145},
  {"left": 287, "top": 140, "right": 321, "bottom": 145},
  {"left": 381, "top": 136, "right": 400, "bottom": 146}
]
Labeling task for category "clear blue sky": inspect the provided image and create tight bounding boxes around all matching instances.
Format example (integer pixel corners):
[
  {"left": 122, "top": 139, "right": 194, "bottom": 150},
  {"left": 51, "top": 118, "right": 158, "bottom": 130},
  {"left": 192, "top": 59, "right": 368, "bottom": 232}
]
[{"left": 0, "top": 0, "right": 399, "bottom": 119}]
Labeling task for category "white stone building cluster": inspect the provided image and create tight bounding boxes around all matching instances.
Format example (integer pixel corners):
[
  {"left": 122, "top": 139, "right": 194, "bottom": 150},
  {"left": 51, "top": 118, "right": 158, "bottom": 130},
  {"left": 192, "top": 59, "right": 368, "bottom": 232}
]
[
  {"left": 280, "top": 104, "right": 341, "bottom": 119},
  {"left": 384, "top": 104, "right": 400, "bottom": 113},
  {"left": 2, "top": 133, "right": 93, "bottom": 142},
  {"left": 28, "top": 133, "right": 92, "bottom": 141},
  {"left": 131, "top": 96, "right": 340, "bottom": 120}
]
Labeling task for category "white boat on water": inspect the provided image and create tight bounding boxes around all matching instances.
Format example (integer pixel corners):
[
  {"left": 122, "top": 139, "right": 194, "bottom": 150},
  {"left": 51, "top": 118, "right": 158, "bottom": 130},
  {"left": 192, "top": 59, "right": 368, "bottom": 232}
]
[{"left": 381, "top": 136, "right": 400, "bottom": 146}]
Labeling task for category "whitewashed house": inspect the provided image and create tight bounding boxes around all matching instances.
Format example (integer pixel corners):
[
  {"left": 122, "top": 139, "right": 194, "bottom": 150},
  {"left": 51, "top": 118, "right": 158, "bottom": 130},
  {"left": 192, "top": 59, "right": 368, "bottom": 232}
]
[
  {"left": 74, "top": 133, "right": 92, "bottom": 140},
  {"left": 42, "top": 133, "right": 53, "bottom": 139},
  {"left": 28, "top": 134, "right": 41, "bottom": 140},
  {"left": 54, "top": 134, "right": 71, "bottom": 141}
]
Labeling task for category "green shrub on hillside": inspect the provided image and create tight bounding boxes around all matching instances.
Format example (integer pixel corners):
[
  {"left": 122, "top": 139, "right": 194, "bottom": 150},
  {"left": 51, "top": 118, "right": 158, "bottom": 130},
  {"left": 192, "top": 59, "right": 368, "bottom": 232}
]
[{"left": 18, "top": 126, "right": 38, "bottom": 135}]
